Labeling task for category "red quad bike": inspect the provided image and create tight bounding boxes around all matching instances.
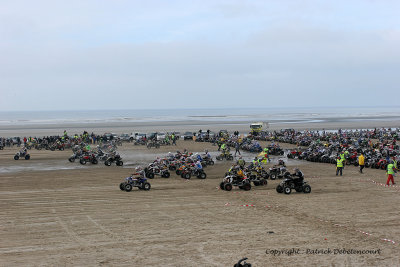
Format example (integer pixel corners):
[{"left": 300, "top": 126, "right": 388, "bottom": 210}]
[{"left": 79, "top": 153, "right": 98, "bottom": 165}]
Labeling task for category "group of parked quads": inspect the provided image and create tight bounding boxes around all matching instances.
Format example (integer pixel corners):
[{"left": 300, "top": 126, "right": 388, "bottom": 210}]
[
  {"left": 68, "top": 145, "right": 124, "bottom": 166},
  {"left": 219, "top": 161, "right": 311, "bottom": 195}
]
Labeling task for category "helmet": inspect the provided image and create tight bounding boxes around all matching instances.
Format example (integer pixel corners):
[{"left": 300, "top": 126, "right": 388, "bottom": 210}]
[
  {"left": 135, "top": 166, "right": 142, "bottom": 172},
  {"left": 205, "top": 150, "right": 208, "bottom": 153}
]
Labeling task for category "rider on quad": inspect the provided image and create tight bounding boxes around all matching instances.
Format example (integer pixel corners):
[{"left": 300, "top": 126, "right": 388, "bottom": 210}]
[
  {"left": 195, "top": 160, "right": 203, "bottom": 171},
  {"left": 292, "top": 168, "right": 304, "bottom": 186},
  {"left": 237, "top": 156, "right": 246, "bottom": 169}
]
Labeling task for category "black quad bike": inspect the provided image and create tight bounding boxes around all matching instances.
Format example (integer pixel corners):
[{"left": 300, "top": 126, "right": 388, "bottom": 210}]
[
  {"left": 276, "top": 177, "right": 311, "bottom": 195},
  {"left": 220, "top": 175, "right": 251, "bottom": 191},
  {"left": 105, "top": 153, "right": 123, "bottom": 166}
]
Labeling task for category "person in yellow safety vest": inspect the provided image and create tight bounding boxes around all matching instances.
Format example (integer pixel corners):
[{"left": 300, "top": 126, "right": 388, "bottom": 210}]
[
  {"left": 263, "top": 147, "right": 271, "bottom": 162},
  {"left": 358, "top": 153, "right": 365, "bottom": 173},
  {"left": 386, "top": 161, "right": 396, "bottom": 185},
  {"left": 221, "top": 143, "right": 227, "bottom": 154},
  {"left": 336, "top": 156, "right": 344, "bottom": 176},
  {"left": 340, "top": 152, "right": 346, "bottom": 168}
]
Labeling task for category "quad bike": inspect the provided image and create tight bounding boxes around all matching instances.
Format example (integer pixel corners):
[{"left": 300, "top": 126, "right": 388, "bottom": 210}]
[
  {"left": 268, "top": 165, "right": 290, "bottom": 180},
  {"left": 180, "top": 166, "right": 207, "bottom": 179},
  {"left": 144, "top": 164, "right": 171, "bottom": 179},
  {"left": 202, "top": 157, "right": 215, "bottom": 166},
  {"left": 14, "top": 150, "right": 30, "bottom": 160},
  {"left": 276, "top": 177, "right": 311, "bottom": 195},
  {"left": 245, "top": 166, "right": 268, "bottom": 186},
  {"left": 147, "top": 141, "right": 160, "bottom": 149},
  {"left": 119, "top": 176, "right": 151, "bottom": 191},
  {"left": 104, "top": 153, "right": 123, "bottom": 166},
  {"left": 79, "top": 153, "right": 98, "bottom": 165},
  {"left": 234, "top": 257, "right": 252, "bottom": 267},
  {"left": 220, "top": 175, "right": 251, "bottom": 191},
  {"left": 68, "top": 150, "right": 82, "bottom": 162},
  {"left": 216, "top": 151, "right": 234, "bottom": 161}
]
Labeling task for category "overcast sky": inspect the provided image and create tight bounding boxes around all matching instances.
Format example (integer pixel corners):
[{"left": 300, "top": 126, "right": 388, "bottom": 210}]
[{"left": 0, "top": 0, "right": 399, "bottom": 111}]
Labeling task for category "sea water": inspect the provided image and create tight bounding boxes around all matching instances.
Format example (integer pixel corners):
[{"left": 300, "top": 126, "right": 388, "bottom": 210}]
[{"left": 1, "top": 106, "right": 400, "bottom": 126}]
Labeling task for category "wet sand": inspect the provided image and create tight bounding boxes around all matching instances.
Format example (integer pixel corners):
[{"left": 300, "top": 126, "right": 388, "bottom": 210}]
[
  {"left": 1, "top": 138, "right": 400, "bottom": 266},
  {"left": 1, "top": 118, "right": 400, "bottom": 137}
]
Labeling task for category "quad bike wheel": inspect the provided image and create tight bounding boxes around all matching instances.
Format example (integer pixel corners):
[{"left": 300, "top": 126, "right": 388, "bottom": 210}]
[
  {"left": 216, "top": 155, "right": 222, "bottom": 161},
  {"left": 276, "top": 185, "right": 283, "bottom": 193},
  {"left": 208, "top": 160, "right": 214, "bottom": 165},
  {"left": 116, "top": 160, "right": 123, "bottom": 166},
  {"left": 242, "top": 183, "right": 251, "bottom": 191},
  {"left": 105, "top": 160, "right": 112, "bottom": 166},
  {"left": 198, "top": 173, "right": 206, "bottom": 179},
  {"left": 303, "top": 185, "right": 311, "bottom": 193},
  {"left": 14, "top": 155, "right": 20, "bottom": 160},
  {"left": 142, "top": 182, "right": 151, "bottom": 191},
  {"left": 147, "top": 172, "right": 155, "bottom": 179},
  {"left": 162, "top": 172, "right": 171, "bottom": 178},
  {"left": 224, "top": 183, "right": 233, "bottom": 191},
  {"left": 91, "top": 159, "right": 98, "bottom": 164},
  {"left": 261, "top": 179, "right": 267, "bottom": 185},
  {"left": 124, "top": 184, "right": 133, "bottom": 192},
  {"left": 80, "top": 158, "right": 87, "bottom": 165},
  {"left": 227, "top": 155, "right": 233, "bottom": 160},
  {"left": 219, "top": 182, "right": 225, "bottom": 190},
  {"left": 25, "top": 154, "right": 30, "bottom": 160},
  {"left": 68, "top": 157, "right": 75, "bottom": 162},
  {"left": 184, "top": 173, "right": 191, "bottom": 179},
  {"left": 119, "top": 182, "right": 125, "bottom": 191},
  {"left": 169, "top": 166, "right": 176, "bottom": 171},
  {"left": 283, "top": 186, "right": 292, "bottom": 194},
  {"left": 176, "top": 170, "right": 181, "bottom": 175},
  {"left": 270, "top": 173, "right": 277, "bottom": 180},
  {"left": 253, "top": 181, "right": 260, "bottom": 186}
]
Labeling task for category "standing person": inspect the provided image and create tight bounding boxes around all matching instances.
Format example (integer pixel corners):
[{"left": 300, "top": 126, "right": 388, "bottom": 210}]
[
  {"left": 171, "top": 133, "right": 176, "bottom": 145},
  {"left": 339, "top": 151, "right": 346, "bottom": 168},
  {"left": 386, "top": 160, "right": 396, "bottom": 185},
  {"left": 263, "top": 147, "right": 270, "bottom": 162},
  {"left": 336, "top": 156, "right": 344, "bottom": 176},
  {"left": 358, "top": 153, "right": 365, "bottom": 173},
  {"left": 234, "top": 142, "right": 241, "bottom": 157}
]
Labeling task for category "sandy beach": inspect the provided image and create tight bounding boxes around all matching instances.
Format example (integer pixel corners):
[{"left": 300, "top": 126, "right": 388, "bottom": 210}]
[{"left": 1, "top": 122, "right": 400, "bottom": 266}]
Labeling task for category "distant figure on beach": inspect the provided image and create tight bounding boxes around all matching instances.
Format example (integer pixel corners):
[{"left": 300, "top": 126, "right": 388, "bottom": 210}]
[
  {"left": 358, "top": 153, "right": 365, "bottom": 173},
  {"left": 386, "top": 160, "right": 396, "bottom": 185},
  {"left": 171, "top": 133, "right": 176, "bottom": 145},
  {"left": 336, "top": 156, "right": 344, "bottom": 176},
  {"left": 234, "top": 142, "right": 241, "bottom": 156}
]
